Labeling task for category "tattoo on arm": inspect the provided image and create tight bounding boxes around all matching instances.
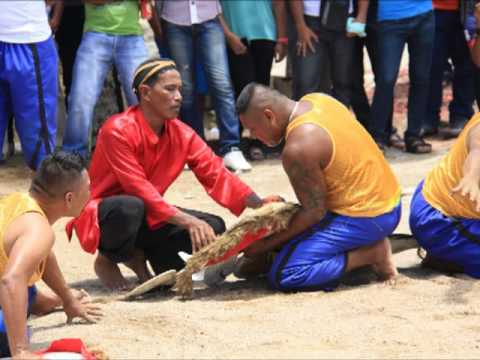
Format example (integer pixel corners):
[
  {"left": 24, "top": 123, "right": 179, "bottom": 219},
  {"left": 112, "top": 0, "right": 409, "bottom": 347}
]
[{"left": 285, "top": 159, "right": 326, "bottom": 211}]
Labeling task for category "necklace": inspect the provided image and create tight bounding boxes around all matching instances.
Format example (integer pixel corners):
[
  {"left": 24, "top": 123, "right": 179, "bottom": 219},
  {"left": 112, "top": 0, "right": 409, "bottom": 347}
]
[{"left": 288, "top": 101, "right": 300, "bottom": 123}]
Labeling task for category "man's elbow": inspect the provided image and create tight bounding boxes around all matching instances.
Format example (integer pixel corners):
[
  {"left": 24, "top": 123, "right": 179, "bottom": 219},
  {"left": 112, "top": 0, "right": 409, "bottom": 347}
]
[{"left": 0, "top": 273, "right": 24, "bottom": 298}]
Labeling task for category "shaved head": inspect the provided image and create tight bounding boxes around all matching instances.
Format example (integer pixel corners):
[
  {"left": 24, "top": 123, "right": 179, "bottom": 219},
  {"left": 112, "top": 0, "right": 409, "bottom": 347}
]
[{"left": 236, "top": 82, "right": 284, "bottom": 116}]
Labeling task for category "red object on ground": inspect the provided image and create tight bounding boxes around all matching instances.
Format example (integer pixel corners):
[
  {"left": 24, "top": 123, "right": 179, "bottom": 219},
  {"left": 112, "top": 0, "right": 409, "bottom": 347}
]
[
  {"left": 207, "top": 228, "right": 269, "bottom": 265},
  {"left": 36, "top": 338, "right": 96, "bottom": 360}
]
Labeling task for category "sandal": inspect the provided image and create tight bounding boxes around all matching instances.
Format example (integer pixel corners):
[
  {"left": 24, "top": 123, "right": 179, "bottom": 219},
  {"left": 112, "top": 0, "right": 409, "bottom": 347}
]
[
  {"left": 405, "top": 136, "right": 432, "bottom": 154},
  {"left": 389, "top": 131, "right": 405, "bottom": 150}
]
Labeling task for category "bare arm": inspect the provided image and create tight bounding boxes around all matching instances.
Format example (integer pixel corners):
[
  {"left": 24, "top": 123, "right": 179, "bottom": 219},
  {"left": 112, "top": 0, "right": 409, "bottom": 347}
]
[
  {"left": 48, "top": 1, "right": 64, "bottom": 32},
  {"left": 355, "top": 0, "right": 369, "bottom": 24},
  {"left": 289, "top": 0, "right": 318, "bottom": 56},
  {"left": 272, "top": 0, "right": 288, "bottom": 61},
  {"left": 218, "top": 14, "right": 247, "bottom": 55},
  {"left": 41, "top": 251, "right": 101, "bottom": 324},
  {"left": 149, "top": 0, "right": 162, "bottom": 39},
  {"left": 245, "top": 126, "right": 331, "bottom": 256},
  {"left": 451, "top": 122, "right": 480, "bottom": 211},
  {"left": 0, "top": 214, "right": 53, "bottom": 357}
]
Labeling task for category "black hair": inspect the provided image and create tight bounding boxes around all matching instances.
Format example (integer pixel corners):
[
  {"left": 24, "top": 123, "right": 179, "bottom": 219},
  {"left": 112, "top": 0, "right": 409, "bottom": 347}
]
[
  {"left": 235, "top": 82, "right": 261, "bottom": 115},
  {"left": 132, "top": 57, "right": 177, "bottom": 100},
  {"left": 30, "top": 151, "right": 87, "bottom": 198}
]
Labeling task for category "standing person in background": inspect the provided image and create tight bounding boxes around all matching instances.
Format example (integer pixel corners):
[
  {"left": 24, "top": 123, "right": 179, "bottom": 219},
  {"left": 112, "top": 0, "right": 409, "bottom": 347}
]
[
  {"left": 55, "top": 0, "right": 85, "bottom": 110},
  {"left": 159, "top": 0, "right": 252, "bottom": 172},
  {"left": 369, "top": 0, "right": 434, "bottom": 154},
  {"left": 219, "top": 0, "right": 287, "bottom": 161},
  {"left": 425, "top": 0, "right": 475, "bottom": 139},
  {"left": 62, "top": 0, "right": 152, "bottom": 157},
  {"left": 0, "top": 1, "right": 58, "bottom": 170},
  {"left": 289, "top": 0, "right": 369, "bottom": 106}
]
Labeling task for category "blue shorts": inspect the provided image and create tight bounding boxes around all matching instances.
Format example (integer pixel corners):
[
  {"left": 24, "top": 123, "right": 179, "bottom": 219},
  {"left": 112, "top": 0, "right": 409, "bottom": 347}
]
[
  {"left": 0, "top": 37, "right": 58, "bottom": 169},
  {"left": 0, "top": 286, "right": 37, "bottom": 357},
  {"left": 410, "top": 180, "right": 480, "bottom": 277},
  {"left": 268, "top": 204, "right": 401, "bottom": 292}
]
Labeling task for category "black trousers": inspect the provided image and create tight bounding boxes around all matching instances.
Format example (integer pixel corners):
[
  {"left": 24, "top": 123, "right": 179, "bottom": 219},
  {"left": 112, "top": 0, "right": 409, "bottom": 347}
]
[
  {"left": 227, "top": 39, "right": 275, "bottom": 151},
  {"left": 55, "top": 4, "right": 85, "bottom": 106},
  {"left": 98, "top": 195, "right": 226, "bottom": 275}
]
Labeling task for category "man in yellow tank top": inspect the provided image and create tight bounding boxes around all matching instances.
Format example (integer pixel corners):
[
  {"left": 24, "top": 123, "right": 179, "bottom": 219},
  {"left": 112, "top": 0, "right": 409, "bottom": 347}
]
[
  {"left": 235, "top": 83, "right": 402, "bottom": 291},
  {"left": 0, "top": 152, "right": 102, "bottom": 358},
  {"left": 410, "top": 113, "right": 480, "bottom": 277}
]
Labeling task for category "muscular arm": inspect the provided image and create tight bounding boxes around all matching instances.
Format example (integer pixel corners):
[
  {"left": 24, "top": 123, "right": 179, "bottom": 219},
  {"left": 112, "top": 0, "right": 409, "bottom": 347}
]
[
  {"left": 452, "top": 123, "right": 480, "bottom": 211},
  {"left": 245, "top": 126, "right": 332, "bottom": 256},
  {"left": 0, "top": 214, "right": 53, "bottom": 357}
]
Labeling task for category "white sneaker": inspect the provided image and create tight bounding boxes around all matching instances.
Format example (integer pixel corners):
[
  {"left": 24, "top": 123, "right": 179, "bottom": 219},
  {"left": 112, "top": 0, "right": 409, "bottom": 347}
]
[{"left": 223, "top": 148, "right": 252, "bottom": 172}]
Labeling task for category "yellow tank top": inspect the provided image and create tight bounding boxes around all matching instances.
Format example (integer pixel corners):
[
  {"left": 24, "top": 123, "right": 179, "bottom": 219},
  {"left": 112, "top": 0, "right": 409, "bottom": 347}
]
[
  {"left": 423, "top": 114, "right": 480, "bottom": 219},
  {"left": 285, "top": 93, "right": 401, "bottom": 217},
  {"left": 0, "top": 193, "right": 47, "bottom": 285}
]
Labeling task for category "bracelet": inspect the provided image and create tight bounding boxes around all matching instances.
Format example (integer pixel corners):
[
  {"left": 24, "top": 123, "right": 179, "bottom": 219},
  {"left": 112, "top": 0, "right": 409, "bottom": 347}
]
[{"left": 277, "top": 37, "right": 288, "bottom": 45}]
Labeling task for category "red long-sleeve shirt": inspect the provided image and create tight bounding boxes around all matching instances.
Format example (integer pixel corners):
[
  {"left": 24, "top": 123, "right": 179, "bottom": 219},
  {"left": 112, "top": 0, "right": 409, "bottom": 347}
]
[{"left": 66, "top": 106, "right": 254, "bottom": 254}]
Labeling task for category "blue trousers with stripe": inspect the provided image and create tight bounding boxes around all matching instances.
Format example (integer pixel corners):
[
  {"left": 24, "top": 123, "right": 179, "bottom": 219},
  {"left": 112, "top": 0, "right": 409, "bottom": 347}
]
[
  {"left": 410, "top": 180, "right": 480, "bottom": 277},
  {"left": 0, "top": 37, "right": 58, "bottom": 169},
  {"left": 268, "top": 204, "right": 401, "bottom": 292}
]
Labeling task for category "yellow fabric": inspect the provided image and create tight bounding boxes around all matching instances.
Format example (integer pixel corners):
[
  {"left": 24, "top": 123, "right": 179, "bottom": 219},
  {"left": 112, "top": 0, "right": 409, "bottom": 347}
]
[
  {"left": 285, "top": 93, "right": 401, "bottom": 217},
  {"left": 0, "top": 193, "right": 47, "bottom": 286},
  {"left": 423, "top": 114, "right": 480, "bottom": 219}
]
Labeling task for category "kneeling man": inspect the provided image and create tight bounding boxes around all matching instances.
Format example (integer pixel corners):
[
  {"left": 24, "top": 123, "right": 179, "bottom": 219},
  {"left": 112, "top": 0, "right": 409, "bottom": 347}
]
[
  {"left": 236, "top": 83, "right": 402, "bottom": 291},
  {"left": 67, "top": 59, "right": 273, "bottom": 290},
  {"left": 410, "top": 113, "right": 480, "bottom": 276},
  {"left": 0, "top": 152, "right": 101, "bottom": 358}
]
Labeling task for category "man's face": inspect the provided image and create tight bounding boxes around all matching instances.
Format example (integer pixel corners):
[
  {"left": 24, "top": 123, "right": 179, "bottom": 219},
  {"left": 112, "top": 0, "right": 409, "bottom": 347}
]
[
  {"left": 240, "top": 108, "right": 281, "bottom": 148},
  {"left": 66, "top": 170, "right": 90, "bottom": 217},
  {"left": 146, "top": 70, "right": 183, "bottom": 120}
]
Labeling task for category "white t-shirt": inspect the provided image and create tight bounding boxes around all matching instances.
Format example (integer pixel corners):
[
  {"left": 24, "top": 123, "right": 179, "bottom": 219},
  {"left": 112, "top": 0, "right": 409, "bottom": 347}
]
[{"left": 0, "top": 1, "right": 51, "bottom": 43}]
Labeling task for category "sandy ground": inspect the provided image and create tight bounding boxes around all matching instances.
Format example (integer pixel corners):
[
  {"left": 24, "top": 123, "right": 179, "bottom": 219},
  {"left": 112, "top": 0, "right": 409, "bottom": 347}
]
[{"left": 2, "top": 54, "right": 480, "bottom": 358}]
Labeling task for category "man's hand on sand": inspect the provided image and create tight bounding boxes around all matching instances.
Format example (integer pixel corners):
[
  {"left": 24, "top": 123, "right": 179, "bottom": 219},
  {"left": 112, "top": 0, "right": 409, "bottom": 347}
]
[
  {"left": 64, "top": 294, "right": 103, "bottom": 324},
  {"left": 451, "top": 176, "right": 480, "bottom": 211}
]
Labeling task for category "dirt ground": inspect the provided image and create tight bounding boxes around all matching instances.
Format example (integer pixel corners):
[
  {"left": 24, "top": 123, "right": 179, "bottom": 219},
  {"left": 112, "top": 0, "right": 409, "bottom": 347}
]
[{"left": 3, "top": 59, "right": 480, "bottom": 359}]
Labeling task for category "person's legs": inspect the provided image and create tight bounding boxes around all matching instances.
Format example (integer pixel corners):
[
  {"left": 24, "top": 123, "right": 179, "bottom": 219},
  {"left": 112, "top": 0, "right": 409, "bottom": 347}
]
[
  {"left": 63, "top": 32, "right": 113, "bottom": 157},
  {"left": 8, "top": 37, "right": 58, "bottom": 170},
  {"left": 0, "top": 41, "right": 13, "bottom": 164},
  {"left": 447, "top": 12, "right": 475, "bottom": 133},
  {"left": 329, "top": 31, "right": 354, "bottom": 107},
  {"left": 227, "top": 40, "right": 255, "bottom": 98},
  {"left": 350, "top": 37, "right": 371, "bottom": 128},
  {"left": 425, "top": 10, "right": 450, "bottom": 134},
  {"left": 293, "top": 16, "right": 330, "bottom": 100},
  {"left": 410, "top": 181, "right": 480, "bottom": 277},
  {"left": 114, "top": 35, "right": 149, "bottom": 106},
  {"left": 405, "top": 11, "right": 435, "bottom": 142},
  {"left": 142, "top": 208, "right": 226, "bottom": 275},
  {"left": 95, "top": 195, "right": 148, "bottom": 289},
  {"left": 196, "top": 19, "right": 242, "bottom": 156},
  {"left": 164, "top": 21, "right": 203, "bottom": 137},
  {"left": 268, "top": 206, "right": 401, "bottom": 292},
  {"left": 369, "top": 19, "right": 408, "bottom": 146},
  {"left": 250, "top": 40, "right": 275, "bottom": 87}
]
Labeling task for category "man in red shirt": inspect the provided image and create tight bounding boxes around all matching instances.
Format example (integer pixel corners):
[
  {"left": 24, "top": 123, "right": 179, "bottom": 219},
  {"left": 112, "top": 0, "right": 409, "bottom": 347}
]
[{"left": 67, "top": 58, "right": 271, "bottom": 290}]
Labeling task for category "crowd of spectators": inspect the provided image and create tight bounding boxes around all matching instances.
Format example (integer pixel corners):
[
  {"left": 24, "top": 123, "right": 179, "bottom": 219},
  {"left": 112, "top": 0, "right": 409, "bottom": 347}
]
[{"left": 1, "top": 0, "right": 480, "bottom": 171}]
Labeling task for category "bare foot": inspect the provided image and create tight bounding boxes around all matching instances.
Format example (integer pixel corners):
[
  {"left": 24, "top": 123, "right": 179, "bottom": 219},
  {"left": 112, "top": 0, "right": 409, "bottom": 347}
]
[
  {"left": 124, "top": 250, "right": 153, "bottom": 284},
  {"left": 94, "top": 254, "right": 129, "bottom": 290},
  {"left": 372, "top": 239, "right": 398, "bottom": 284}
]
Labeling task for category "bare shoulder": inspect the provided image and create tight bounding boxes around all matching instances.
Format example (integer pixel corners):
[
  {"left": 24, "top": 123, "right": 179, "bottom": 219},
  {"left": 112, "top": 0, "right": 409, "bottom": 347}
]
[
  {"left": 467, "top": 122, "right": 480, "bottom": 149},
  {"left": 284, "top": 124, "right": 333, "bottom": 169},
  {"left": 4, "top": 212, "right": 54, "bottom": 256}
]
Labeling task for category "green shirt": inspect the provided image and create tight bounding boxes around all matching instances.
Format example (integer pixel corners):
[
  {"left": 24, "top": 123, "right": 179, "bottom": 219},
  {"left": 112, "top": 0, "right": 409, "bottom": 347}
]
[{"left": 84, "top": 1, "right": 142, "bottom": 35}]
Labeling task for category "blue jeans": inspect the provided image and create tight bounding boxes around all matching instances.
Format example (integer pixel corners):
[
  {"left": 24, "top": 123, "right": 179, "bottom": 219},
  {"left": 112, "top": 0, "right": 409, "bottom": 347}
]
[
  {"left": 426, "top": 10, "right": 474, "bottom": 131},
  {"left": 163, "top": 18, "right": 240, "bottom": 155},
  {"left": 370, "top": 11, "right": 435, "bottom": 144},
  {"left": 63, "top": 32, "right": 148, "bottom": 156}
]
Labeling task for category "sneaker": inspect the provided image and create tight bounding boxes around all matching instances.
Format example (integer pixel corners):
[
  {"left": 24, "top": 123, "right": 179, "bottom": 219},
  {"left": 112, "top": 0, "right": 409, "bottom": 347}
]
[{"left": 223, "top": 148, "right": 252, "bottom": 172}]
